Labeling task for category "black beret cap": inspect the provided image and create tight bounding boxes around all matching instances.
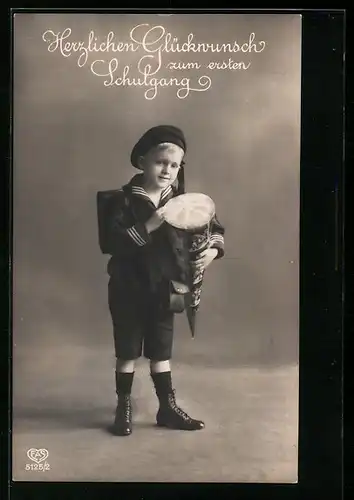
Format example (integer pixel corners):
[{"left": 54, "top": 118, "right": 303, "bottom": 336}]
[{"left": 130, "top": 125, "right": 187, "bottom": 169}]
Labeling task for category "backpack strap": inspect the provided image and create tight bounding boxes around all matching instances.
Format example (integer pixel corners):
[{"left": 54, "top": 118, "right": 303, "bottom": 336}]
[{"left": 121, "top": 185, "right": 131, "bottom": 208}]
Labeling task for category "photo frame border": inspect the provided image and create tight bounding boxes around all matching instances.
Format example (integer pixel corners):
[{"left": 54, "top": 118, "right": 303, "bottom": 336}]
[{"left": 2, "top": 7, "right": 346, "bottom": 500}]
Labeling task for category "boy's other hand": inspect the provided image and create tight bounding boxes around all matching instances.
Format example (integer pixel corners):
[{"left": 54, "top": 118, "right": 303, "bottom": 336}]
[
  {"left": 145, "top": 207, "right": 166, "bottom": 233},
  {"left": 192, "top": 247, "right": 218, "bottom": 271}
]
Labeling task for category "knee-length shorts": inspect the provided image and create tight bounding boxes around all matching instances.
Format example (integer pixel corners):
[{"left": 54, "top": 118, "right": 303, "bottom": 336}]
[{"left": 108, "top": 277, "right": 174, "bottom": 361}]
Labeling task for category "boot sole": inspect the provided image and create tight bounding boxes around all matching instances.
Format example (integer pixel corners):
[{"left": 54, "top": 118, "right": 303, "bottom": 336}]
[
  {"left": 110, "top": 426, "right": 133, "bottom": 436},
  {"left": 156, "top": 421, "right": 204, "bottom": 431}
]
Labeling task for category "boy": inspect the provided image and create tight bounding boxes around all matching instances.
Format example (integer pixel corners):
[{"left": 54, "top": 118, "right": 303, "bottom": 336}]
[{"left": 102, "top": 125, "right": 225, "bottom": 436}]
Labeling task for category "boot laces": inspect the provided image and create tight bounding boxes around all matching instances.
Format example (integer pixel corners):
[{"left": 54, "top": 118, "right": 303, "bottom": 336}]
[
  {"left": 168, "top": 390, "right": 192, "bottom": 422},
  {"left": 125, "top": 403, "right": 131, "bottom": 420},
  {"left": 119, "top": 395, "right": 131, "bottom": 420}
]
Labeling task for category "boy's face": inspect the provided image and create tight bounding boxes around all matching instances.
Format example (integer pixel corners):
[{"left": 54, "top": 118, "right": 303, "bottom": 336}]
[{"left": 139, "top": 142, "right": 184, "bottom": 190}]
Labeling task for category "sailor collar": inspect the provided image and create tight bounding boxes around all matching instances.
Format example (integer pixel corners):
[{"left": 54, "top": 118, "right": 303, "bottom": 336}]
[{"left": 129, "top": 174, "right": 174, "bottom": 206}]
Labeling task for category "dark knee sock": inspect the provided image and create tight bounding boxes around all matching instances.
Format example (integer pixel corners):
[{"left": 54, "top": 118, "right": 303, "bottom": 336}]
[
  {"left": 115, "top": 371, "right": 134, "bottom": 396},
  {"left": 150, "top": 371, "right": 173, "bottom": 402}
]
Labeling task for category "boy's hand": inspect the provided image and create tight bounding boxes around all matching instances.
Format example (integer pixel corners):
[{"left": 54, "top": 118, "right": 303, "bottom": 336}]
[
  {"left": 145, "top": 207, "right": 166, "bottom": 233},
  {"left": 192, "top": 247, "right": 218, "bottom": 271}
]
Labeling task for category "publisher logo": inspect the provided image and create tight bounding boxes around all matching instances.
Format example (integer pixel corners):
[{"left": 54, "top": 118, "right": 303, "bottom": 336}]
[{"left": 25, "top": 448, "right": 50, "bottom": 471}]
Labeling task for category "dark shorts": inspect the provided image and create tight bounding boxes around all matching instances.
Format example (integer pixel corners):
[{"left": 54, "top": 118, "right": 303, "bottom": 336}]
[{"left": 108, "top": 277, "right": 174, "bottom": 361}]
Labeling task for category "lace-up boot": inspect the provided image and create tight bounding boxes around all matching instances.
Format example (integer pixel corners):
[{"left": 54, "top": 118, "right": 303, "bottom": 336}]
[
  {"left": 151, "top": 371, "right": 205, "bottom": 431},
  {"left": 112, "top": 371, "right": 134, "bottom": 436}
]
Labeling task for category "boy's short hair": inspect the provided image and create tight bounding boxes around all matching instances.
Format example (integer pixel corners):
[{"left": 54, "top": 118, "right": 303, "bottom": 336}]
[
  {"left": 151, "top": 143, "right": 186, "bottom": 167},
  {"left": 155, "top": 142, "right": 179, "bottom": 151}
]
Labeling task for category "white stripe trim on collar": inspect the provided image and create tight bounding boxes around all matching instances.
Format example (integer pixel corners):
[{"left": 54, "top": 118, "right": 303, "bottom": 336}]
[
  {"left": 131, "top": 186, "right": 149, "bottom": 196},
  {"left": 131, "top": 185, "right": 172, "bottom": 202},
  {"left": 160, "top": 186, "right": 173, "bottom": 200}
]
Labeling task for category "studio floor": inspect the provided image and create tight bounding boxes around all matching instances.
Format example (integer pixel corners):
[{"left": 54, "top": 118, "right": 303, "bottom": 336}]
[{"left": 12, "top": 344, "right": 298, "bottom": 483}]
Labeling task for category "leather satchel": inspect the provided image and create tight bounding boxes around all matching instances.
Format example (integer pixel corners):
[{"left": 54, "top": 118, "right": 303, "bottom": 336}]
[
  {"left": 96, "top": 187, "right": 131, "bottom": 255},
  {"left": 168, "top": 280, "right": 190, "bottom": 313}
]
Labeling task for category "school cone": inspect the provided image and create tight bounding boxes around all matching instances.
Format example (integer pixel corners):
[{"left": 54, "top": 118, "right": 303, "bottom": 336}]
[
  {"left": 186, "top": 261, "right": 206, "bottom": 339},
  {"left": 186, "top": 307, "right": 196, "bottom": 339},
  {"left": 163, "top": 172, "right": 215, "bottom": 339}
]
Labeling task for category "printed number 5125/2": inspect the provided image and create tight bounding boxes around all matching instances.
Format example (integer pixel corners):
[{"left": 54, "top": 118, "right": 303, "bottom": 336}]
[{"left": 25, "top": 462, "right": 50, "bottom": 471}]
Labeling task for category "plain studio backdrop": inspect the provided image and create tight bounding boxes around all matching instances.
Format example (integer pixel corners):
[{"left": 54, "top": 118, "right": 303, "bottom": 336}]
[{"left": 12, "top": 13, "right": 301, "bottom": 483}]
